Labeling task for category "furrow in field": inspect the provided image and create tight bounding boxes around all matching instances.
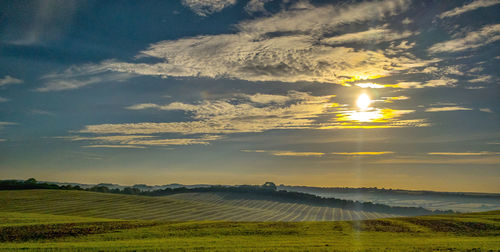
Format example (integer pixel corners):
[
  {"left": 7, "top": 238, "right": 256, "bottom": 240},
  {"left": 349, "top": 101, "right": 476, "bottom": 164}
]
[
  {"left": 317, "top": 207, "right": 327, "bottom": 221},
  {"left": 261, "top": 202, "right": 291, "bottom": 221},
  {"left": 286, "top": 204, "right": 309, "bottom": 222},
  {"left": 277, "top": 203, "right": 306, "bottom": 221},
  {"left": 260, "top": 201, "right": 294, "bottom": 221}
]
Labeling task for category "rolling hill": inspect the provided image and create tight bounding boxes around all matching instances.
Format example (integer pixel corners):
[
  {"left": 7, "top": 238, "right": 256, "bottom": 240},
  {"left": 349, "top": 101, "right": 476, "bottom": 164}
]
[{"left": 0, "top": 190, "right": 400, "bottom": 221}]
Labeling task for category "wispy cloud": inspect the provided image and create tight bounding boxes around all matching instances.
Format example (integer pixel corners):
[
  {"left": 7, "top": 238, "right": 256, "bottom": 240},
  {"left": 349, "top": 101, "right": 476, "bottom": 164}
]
[
  {"left": 30, "top": 109, "right": 55, "bottom": 116},
  {"left": 331, "top": 151, "right": 394, "bottom": 155},
  {"left": 272, "top": 151, "right": 325, "bottom": 157},
  {"left": 383, "top": 96, "right": 409, "bottom": 103},
  {"left": 395, "top": 78, "right": 458, "bottom": 88},
  {"left": 469, "top": 75, "right": 493, "bottom": 83},
  {"left": 244, "top": 93, "right": 292, "bottom": 104},
  {"left": 355, "top": 83, "right": 393, "bottom": 89},
  {"left": 425, "top": 106, "right": 473, "bottom": 112},
  {"left": 182, "top": 0, "right": 236, "bottom": 16},
  {"left": 428, "top": 151, "right": 499, "bottom": 156},
  {"left": 438, "top": 0, "right": 500, "bottom": 19},
  {"left": 0, "top": 75, "right": 22, "bottom": 87},
  {"left": 242, "top": 150, "right": 394, "bottom": 157},
  {"left": 82, "top": 145, "right": 147, "bottom": 149},
  {"left": 322, "top": 26, "right": 415, "bottom": 45},
  {"left": 241, "top": 149, "right": 325, "bottom": 157},
  {"left": 428, "top": 24, "right": 500, "bottom": 53},
  {"left": 69, "top": 134, "right": 220, "bottom": 148},
  {"left": 373, "top": 156, "right": 500, "bottom": 165},
  {"left": 37, "top": 68, "right": 132, "bottom": 92},
  {"left": 0, "top": 121, "right": 17, "bottom": 130}
]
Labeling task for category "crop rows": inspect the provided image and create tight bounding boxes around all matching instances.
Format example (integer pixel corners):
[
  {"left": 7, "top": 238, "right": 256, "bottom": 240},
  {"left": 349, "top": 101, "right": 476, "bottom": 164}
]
[{"left": 0, "top": 190, "right": 396, "bottom": 222}]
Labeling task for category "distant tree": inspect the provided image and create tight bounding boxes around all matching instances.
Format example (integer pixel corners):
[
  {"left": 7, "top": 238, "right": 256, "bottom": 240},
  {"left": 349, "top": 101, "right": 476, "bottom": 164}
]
[
  {"left": 262, "top": 182, "right": 277, "bottom": 191},
  {"left": 25, "top": 178, "right": 37, "bottom": 184},
  {"left": 89, "top": 186, "right": 110, "bottom": 193},
  {"left": 123, "top": 187, "right": 141, "bottom": 194}
]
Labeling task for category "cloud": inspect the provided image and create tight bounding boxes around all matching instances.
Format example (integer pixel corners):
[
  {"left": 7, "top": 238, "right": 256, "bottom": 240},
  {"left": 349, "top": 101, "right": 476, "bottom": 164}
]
[
  {"left": 383, "top": 96, "right": 409, "bottom": 103},
  {"left": 332, "top": 108, "right": 420, "bottom": 126},
  {"left": 244, "top": 93, "right": 291, "bottom": 104},
  {"left": 355, "top": 83, "right": 392, "bottom": 89},
  {"left": 82, "top": 145, "right": 147, "bottom": 149},
  {"left": 71, "top": 134, "right": 221, "bottom": 148},
  {"left": 236, "top": 0, "right": 411, "bottom": 35},
  {"left": 0, "top": 121, "right": 17, "bottom": 130},
  {"left": 245, "top": 0, "right": 272, "bottom": 14},
  {"left": 68, "top": 135, "right": 156, "bottom": 142},
  {"left": 240, "top": 149, "right": 266, "bottom": 152},
  {"left": 182, "top": 0, "right": 236, "bottom": 16},
  {"left": 428, "top": 24, "right": 500, "bottom": 53},
  {"left": 372, "top": 156, "right": 500, "bottom": 165},
  {"left": 322, "top": 27, "right": 415, "bottom": 45},
  {"left": 428, "top": 152, "right": 499, "bottom": 156},
  {"left": 319, "top": 119, "right": 429, "bottom": 129},
  {"left": 106, "top": 37, "right": 433, "bottom": 85},
  {"left": 87, "top": 91, "right": 335, "bottom": 135},
  {"left": 395, "top": 78, "right": 458, "bottom": 88},
  {"left": 331, "top": 151, "right": 394, "bottom": 155},
  {"left": 0, "top": 75, "right": 23, "bottom": 86},
  {"left": 78, "top": 87, "right": 424, "bottom": 147},
  {"left": 241, "top": 149, "right": 325, "bottom": 157},
  {"left": 425, "top": 106, "right": 473, "bottom": 112},
  {"left": 75, "top": 0, "right": 437, "bottom": 86},
  {"left": 401, "top": 17, "right": 412, "bottom": 24},
  {"left": 469, "top": 75, "right": 493, "bottom": 83},
  {"left": 37, "top": 67, "right": 133, "bottom": 91},
  {"left": 272, "top": 151, "right": 325, "bottom": 157},
  {"left": 479, "top": 108, "right": 493, "bottom": 113},
  {"left": 438, "top": 0, "right": 500, "bottom": 19},
  {"left": 424, "top": 78, "right": 459, "bottom": 87},
  {"left": 30, "top": 109, "right": 55, "bottom": 116}
]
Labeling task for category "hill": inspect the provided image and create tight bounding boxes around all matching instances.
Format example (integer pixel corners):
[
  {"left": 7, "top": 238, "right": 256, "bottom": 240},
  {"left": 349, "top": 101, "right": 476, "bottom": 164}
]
[
  {"left": 279, "top": 185, "right": 500, "bottom": 212},
  {"left": 0, "top": 190, "right": 400, "bottom": 221},
  {"left": 0, "top": 209, "right": 498, "bottom": 251}
]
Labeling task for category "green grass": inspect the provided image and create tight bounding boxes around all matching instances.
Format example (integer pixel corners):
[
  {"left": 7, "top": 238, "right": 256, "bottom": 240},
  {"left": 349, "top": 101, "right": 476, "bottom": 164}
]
[
  {"left": 0, "top": 190, "right": 397, "bottom": 221},
  {"left": 0, "top": 190, "right": 498, "bottom": 251},
  {"left": 0, "top": 210, "right": 498, "bottom": 251}
]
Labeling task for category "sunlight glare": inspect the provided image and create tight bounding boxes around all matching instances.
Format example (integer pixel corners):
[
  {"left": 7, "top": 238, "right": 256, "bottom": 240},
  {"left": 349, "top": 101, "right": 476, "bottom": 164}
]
[{"left": 356, "top": 94, "right": 371, "bottom": 111}]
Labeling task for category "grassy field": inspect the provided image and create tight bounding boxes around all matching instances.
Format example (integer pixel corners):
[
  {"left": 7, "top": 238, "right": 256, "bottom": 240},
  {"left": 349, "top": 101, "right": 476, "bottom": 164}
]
[
  {"left": 0, "top": 190, "right": 498, "bottom": 251},
  {"left": 0, "top": 190, "right": 398, "bottom": 221},
  {"left": 0, "top": 210, "right": 498, "bottom": 251}
]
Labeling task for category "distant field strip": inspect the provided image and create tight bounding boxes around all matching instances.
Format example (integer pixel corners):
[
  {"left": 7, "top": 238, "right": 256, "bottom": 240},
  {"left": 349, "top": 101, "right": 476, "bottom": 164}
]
[
  {"left": 166, "top": 192, "right": 397, "bottom": 221},
  {"left": 0, "top": 190, "right": 397, "bottom": 221}
]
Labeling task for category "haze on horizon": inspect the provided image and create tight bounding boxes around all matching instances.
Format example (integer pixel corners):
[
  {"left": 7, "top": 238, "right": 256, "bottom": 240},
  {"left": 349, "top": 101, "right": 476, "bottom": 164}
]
[{"left": 0, "top": 0, "right": 499, "bottom": 193}]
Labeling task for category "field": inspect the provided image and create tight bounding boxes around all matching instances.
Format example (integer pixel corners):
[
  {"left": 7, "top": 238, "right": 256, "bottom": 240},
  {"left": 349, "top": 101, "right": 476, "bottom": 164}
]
[
  {"left": 0, "top": 190, "right": 499, "bottom": 251},
  {"left": 0, "top": 190, "right": 398, "bottom": 221}
]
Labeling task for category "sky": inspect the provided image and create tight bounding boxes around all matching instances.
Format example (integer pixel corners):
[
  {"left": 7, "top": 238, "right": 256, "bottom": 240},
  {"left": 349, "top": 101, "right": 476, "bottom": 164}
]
[{"left": 0, "top": 0, "right": 499, "bottom": 192}]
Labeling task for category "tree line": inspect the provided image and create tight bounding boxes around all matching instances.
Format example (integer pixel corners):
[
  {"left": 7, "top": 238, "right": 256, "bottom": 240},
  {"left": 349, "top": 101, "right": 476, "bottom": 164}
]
[{"left": 0, "top": 179, "right": 453, "bottom": 215}]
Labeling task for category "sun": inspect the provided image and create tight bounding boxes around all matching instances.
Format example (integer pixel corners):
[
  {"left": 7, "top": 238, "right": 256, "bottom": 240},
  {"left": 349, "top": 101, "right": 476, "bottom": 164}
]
[{"left": 356, "top": 93, "right": 371, "bottom": 111}]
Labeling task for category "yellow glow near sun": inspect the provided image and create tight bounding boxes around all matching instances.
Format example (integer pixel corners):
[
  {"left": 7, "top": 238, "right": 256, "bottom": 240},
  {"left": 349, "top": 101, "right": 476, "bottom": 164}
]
[{"left": 356, "top": 93, "right": 371, "bottom": 111}]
